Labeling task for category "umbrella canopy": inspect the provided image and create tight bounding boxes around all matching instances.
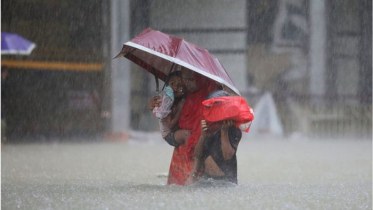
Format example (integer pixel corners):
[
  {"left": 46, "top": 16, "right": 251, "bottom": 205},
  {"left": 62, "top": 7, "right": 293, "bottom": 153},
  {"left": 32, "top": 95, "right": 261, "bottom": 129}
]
[
  {"left": 1, "top": 32, "right": 36, "bottom": 55},
  {"left": 115, "top": 28, "right": 240, "bottom": 95}
]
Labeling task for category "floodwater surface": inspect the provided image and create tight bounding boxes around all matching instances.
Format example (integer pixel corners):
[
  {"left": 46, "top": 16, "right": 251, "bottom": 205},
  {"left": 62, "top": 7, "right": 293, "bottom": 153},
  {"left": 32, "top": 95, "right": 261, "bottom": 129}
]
[{"left": 2, "top": 133, "right": 372, "bottom": 209}]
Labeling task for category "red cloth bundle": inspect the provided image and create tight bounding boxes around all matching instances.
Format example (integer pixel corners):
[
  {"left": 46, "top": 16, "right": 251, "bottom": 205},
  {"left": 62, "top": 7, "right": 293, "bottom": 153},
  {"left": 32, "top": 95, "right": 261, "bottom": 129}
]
[{"left": 202, "top": 96, "right": 254, "bottom": 132}]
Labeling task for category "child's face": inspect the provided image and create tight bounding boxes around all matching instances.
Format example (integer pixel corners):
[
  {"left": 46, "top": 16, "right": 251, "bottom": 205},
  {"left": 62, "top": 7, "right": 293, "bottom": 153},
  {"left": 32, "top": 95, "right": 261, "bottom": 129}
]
[{"left": 168, "top": 76, "right": 184, "bottom": 97}]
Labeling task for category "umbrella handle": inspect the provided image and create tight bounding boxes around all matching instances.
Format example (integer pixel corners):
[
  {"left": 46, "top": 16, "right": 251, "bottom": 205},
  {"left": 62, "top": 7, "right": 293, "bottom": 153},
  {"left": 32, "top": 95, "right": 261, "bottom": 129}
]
[
  {"left": 160, "top": 63, "right": 175, "bottom": 92},
  {"left": 154, "top": 74, "right": 159, "bottom": 94}
]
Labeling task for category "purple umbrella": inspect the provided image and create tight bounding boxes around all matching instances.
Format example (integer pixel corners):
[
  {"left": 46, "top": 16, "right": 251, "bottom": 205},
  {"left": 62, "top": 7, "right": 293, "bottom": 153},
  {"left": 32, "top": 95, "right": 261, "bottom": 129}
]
[{"left": 1, "top": 32, "right": 36, "bottom": 55}]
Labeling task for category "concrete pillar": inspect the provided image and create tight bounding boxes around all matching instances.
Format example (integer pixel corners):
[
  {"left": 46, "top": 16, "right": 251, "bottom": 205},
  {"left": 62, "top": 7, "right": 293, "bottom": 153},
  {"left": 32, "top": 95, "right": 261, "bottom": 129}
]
[
  {"left": 309, "top": 0, "right": 326, "bottom": 103},
  {"left": 104, "top": 0, "right": 131, "bottom": 139}
]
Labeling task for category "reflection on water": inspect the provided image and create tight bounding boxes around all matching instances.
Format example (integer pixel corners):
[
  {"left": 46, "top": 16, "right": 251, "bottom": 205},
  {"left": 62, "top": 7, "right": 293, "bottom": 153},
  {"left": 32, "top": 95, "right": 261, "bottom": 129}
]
[{"left": 2, "top": 134, "right": 372, "bottom": 209}]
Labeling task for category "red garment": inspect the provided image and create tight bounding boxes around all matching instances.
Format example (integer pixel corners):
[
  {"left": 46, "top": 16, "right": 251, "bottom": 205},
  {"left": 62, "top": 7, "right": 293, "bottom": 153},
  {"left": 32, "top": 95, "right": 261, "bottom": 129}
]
[
  {"left": 167, "top": 143, "right": 191, "bottom": 185},
  {"left": 167, "top": 74, "right": 218, "bottom": 185}
]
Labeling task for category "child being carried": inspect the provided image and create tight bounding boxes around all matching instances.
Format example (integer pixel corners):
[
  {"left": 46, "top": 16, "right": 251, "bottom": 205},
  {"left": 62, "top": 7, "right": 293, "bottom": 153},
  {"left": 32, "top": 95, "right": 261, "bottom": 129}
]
[{"left": 153, "top": 71, "right": 190, "bottom": 147}]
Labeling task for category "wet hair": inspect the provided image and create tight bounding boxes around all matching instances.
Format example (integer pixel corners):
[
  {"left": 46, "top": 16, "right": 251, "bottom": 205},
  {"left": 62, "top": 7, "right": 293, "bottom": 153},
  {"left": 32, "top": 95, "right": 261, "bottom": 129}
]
[
  {"left": 165, "top": 71, "right": 181, "bottom": 86},
  {"left": 206, "top": 90, "right": 231, "bottom": 99}
]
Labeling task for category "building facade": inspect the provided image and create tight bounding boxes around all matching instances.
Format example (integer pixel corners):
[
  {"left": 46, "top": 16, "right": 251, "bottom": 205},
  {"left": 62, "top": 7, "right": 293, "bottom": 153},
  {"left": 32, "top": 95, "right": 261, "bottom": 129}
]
[{"left": 1, "top": 0, "right": 371, "bottom": 140}]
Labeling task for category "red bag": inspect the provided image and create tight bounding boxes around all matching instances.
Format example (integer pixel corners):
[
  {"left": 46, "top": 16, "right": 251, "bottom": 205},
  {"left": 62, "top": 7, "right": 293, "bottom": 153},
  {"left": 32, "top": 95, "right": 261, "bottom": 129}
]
[{"left": 202, "top": 96, "right": 254, "bottom": 132}]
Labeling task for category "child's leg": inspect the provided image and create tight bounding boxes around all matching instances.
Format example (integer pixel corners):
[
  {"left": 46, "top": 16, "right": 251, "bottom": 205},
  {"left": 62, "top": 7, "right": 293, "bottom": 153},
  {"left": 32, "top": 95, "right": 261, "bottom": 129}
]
[{"left": 173, "top": 129, "right": 190, "bottom": 144}]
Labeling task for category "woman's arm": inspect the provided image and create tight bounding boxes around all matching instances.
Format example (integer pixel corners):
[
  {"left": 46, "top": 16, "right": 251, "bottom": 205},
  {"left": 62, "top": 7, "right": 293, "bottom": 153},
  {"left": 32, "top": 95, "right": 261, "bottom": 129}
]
[{"left": 220, "top": 120, "right": 237, "bottom": 160}]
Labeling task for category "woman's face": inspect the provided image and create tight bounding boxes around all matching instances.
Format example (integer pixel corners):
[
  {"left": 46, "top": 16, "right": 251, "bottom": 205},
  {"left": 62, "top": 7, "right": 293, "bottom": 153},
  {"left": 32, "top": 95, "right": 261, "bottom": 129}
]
[
  {"left": 181, "top": 69, "right": 198, "bottom": 93},
  {"left": 168, "top": 76, "right": 184, "bottom": 97}
]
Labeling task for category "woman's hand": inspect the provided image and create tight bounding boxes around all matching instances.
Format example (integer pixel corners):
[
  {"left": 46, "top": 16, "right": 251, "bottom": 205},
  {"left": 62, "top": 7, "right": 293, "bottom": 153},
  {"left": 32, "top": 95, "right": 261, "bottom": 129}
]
[
  {"left": 221, "top": 120, "right": 235, "bottom": 131},
  {"left": 186, "top": 172, "right": 197, "bottom": 185},
  {"left": 220, "top": 120, "right": 236, "bottom": 160},
  {"left": 201, "top": 120, "right": 208, "bottom": 137},
  {"left": 148, "top": 96, "right": 161, "bottom": 111}
]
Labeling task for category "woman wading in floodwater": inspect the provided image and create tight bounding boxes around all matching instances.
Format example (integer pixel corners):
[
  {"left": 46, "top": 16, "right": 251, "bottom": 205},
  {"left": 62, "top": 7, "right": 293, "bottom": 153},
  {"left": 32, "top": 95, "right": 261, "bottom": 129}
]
[
  {"left": 187, "top": 90, "right": 253, "bottom": 184},
  {"left": 149, "top": 67, "right": 219, "bottom": 185}
]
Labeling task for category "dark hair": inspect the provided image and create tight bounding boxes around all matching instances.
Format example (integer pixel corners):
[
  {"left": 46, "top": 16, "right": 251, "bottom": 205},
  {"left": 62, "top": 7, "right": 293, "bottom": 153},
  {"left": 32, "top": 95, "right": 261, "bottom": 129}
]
[
  {"left": 206, "top": 90, "right": 230, "bottom": 99},
  {"left": 165, "top": 71, "right": 181, "bottom": 85}
]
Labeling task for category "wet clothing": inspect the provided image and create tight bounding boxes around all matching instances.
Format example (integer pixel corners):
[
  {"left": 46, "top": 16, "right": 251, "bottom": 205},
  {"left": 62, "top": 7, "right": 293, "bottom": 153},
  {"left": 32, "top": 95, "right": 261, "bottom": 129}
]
[
  {"left": 164, "top": 125, "right": 181, "bottom": 147},
  {"left": 179, "top": 75, "right": 219, "bottom": 158},
  {"left": 202, "top": 127, "right": 242, "bottom": 184},
  {"left": 158, "top": 117, "right": 172, "bottom": 139},
  {"left": 167, "top": 75, "right": 218, "bottom": 185},
  {"left": 155, "top": 86, "right": 175, "bottom": 139},
  {"left": 158, "top": 97, "right": 183, "bottom": 146},
  {"left": 153, "top": 86, "right": 174, "bottom": 119}
]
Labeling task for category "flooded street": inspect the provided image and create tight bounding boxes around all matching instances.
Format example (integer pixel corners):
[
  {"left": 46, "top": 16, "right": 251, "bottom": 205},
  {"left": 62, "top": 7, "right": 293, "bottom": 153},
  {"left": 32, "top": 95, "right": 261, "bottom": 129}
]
[
  {"left": 2, "top": 0, "right": 371, "bottom": 209},
  {"left": 2, "top": 134, "right": 372, "bottom": 210}
]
